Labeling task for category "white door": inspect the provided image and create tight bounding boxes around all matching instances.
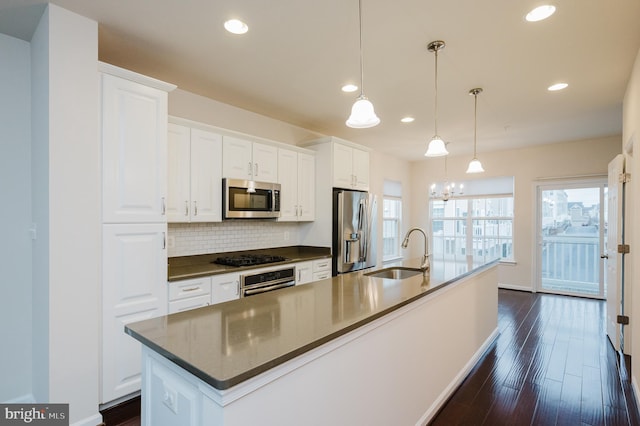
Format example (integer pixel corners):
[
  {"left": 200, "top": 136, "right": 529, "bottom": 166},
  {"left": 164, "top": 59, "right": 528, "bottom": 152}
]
[
  {"left": 333, "top": 143, "right": 354, "bottom": 189},
  {"left": 297, "top": 152, "right": 315, "bottom": 221},
  {"left": 352, "top": 148, "right": 370, "bottom": 191},
  {"left": 606, "top": 154, "right": 625, "bottom": 351},
  {"left": 222, "top": 136, "right": 252, "bottom": 180},
  {"left": 102, "top": 73, "right": 168, "bottom": 223},
  {"left": 102, "top": 223, "right": 168, "bottom": 403},
  {"left": 252, "top": 142, "right": 278, "bottom": 183},
  {"left": 277, "top": 148, "right": 299, "bottom": 221},
  {"left": 190, "top": 129, "right": 222, "bottom": 222},
  {"left": 167, "top": 123, "right": 191, "bottom": 222}
]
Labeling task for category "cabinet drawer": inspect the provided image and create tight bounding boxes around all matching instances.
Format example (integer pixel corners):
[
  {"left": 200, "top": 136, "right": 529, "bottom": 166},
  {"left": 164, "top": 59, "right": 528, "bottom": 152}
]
[
  {"left": 313, "top": 259, "right": 331, "bottom": 272},
  {"left": 168, "top": 294, "right": 211, "bottom": 314},
  {"left": 313, "top": 271, "right": 331, "bottom": 281},
  {"left": 169, "top": 277, "right": 211, "bottom": 301}
]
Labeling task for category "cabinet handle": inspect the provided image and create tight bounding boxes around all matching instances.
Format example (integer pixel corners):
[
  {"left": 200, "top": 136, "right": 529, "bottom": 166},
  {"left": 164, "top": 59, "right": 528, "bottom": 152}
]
[
  {"left": 248, "top": 162, "right": 252, "bottom": 176},
  {"left": 182, "top": 287, "right": 200, "bottom": 292},
  {"left": 185, "top": 201, "right": 189, "bottom": 216},
  {"left": 161, "top": 197, "right": 166, "bottom": 215},
  {"left": 254, "top": 163, "right": 259, "bottom": 176},
  {"left": 193, "top": 201, "right": 198, "bottom": 216},
  {"left": 162, "top": 232, "right": 166, "bottom": 250},
  {"left": 236, "top": 280, "right": 240, "bottom": 296}
]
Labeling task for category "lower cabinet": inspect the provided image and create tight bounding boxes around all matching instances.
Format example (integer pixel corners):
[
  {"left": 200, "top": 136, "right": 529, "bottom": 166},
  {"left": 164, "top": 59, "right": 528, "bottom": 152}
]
[
  {"left": 312, "top": 258, "right": 331, "bottom": 281},
  {"left": 102, "top": 223, "right": 168, "bottom": 403},
  {"left": 168, "top": 273, "right": 241, "bottom": 314},
  {"left": 296, "top": 261, "right": 313, "bottom": 285}
]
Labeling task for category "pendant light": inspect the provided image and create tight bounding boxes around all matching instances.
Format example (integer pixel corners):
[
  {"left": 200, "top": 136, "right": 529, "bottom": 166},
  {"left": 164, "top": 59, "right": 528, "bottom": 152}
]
[
  {"left": 346, "top": 0, "right": 380, "bottom": 128},
  {"left": 425, "top": 40, "right": 448, "bottom": 157},
  {"left": 466, "top": 88, "right": 485, "bottom": 174}
]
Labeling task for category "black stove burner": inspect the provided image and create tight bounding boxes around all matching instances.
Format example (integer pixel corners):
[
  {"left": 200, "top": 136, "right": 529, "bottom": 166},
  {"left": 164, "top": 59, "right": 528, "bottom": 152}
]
[{"left": 213, "top": 254, "right": 288, "bottom": 267}]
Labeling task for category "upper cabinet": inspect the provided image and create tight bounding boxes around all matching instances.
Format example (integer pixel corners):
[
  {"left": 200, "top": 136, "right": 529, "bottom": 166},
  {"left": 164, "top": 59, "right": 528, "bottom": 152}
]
[
  {"left": 167, "top": 123, "right": 223, "bottom": 223},
  {"left": 332, "top": 142, "right": 370, "bottom": 191},
  {"left": 222, "top": 136, "right": 278, "bottom": 183},
  {"left": 278, "top": 148, "right": 315, "bottom": 221},
  {"left": 102, "top": 72, "right": 171, "bottom": 223}
]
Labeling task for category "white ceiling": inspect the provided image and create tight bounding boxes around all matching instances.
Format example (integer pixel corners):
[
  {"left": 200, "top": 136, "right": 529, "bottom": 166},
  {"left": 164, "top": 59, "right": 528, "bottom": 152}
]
[{"left": 3, "top": 0, "right": 640, "bottom": 161}]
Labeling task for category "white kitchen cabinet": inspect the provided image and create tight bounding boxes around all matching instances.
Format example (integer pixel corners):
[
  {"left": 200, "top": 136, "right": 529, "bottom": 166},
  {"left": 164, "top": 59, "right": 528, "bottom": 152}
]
[
  {"left": 296, "top": 261, "right": 313, "bottom": 285},
  {"left": 332, "top": 142, "right": 369, "bottom": 191},
  {"left": 277, "top": 148, "right": 315, "bottom": 221},
  {"left": 313, "top": 258, "right": 332, "bottom": 281},
  {"left": 102, "top": 72, "right": 169, "bottom": 223},
  {"left": 211, "top": 272, "right": 241, "bottom": 304},
  {"left": 168, "top": 276, "right": 212, "bottom": 314},
  {"left": 167, "top": 123, "right": 222, "bottom": 222},
  {"left": 222, "top": 136, "right": 277, "bottom": 183},
  {"left": 102, "top": 223, "right": 168, "bottom": 403}
]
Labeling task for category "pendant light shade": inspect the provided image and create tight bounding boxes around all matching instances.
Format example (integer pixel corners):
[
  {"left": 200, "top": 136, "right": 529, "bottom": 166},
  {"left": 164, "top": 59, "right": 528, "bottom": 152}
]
[
  {"left": 347, "top": 95, "right": 380, "bottom": 128},
  {"left": 425, "top": 136, "right": 448, "bottom": 157},
  {"left": 466, "top": 87, "right": 485, "bottom": 174},
  {"left": 425, "top": 40, "right": 448, "bottom": 157},
  {"left": 346, "top": 0, "right": 379, "bottom": 128}
]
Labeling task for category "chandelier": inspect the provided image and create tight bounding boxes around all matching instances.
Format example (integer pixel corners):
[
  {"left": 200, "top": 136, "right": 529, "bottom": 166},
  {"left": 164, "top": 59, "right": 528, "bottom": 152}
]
[{"left": 430, "top": 155, "right": 463, "bottom": 201}]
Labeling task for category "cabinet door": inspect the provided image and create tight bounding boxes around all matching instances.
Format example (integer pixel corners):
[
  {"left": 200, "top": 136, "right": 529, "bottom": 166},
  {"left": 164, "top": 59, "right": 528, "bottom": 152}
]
[
  {"left": 222, "top": 136, "right": 252, "bottom": 180},
  {"left": 352, "top": 148, "right": 370, "bottom": 191},
  {"left": 277, "top": 148, "right": 299, "bottom": 221},
  {"left": 297, "top": 152, "right": 315, "bottom": 221},
  {"left": 252, "top": 142, "right": 278, "bottom": 183},
  {"left": 190, "top": 129, "right": 222, "bottom": 222},
  {"left": 102, "top": 223, "right": 168, "bottom": 403},
  {"left": 167, "top": 124, "right": 191, "bottom": 222},
  {"left": 296, "top": 261, "right": 313, "bottom": 285},
  {"left": 102, "top": 73, "right": 168, "bottom": 223},
  {"left": 211, "top": 273, "right": 240, "bottom": 304},
  {"left": 333, "top": 143, "right": 354, "bottom": 189}
]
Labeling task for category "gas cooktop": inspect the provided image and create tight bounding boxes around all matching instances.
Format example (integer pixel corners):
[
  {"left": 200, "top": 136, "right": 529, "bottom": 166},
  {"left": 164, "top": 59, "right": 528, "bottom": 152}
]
[{"left": 213, "top": 254, "right": 288, "bottom": 267}]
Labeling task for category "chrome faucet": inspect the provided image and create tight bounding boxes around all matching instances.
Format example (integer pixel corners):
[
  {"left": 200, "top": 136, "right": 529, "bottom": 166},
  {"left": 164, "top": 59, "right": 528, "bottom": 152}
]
[{"left": 401, "top": 227, "right": 430, "bottom": 274}]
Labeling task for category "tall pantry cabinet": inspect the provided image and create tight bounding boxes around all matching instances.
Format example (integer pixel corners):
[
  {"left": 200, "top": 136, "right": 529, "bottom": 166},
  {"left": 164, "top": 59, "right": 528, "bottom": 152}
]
[{"left": 99, "top": 62, "right": 176, "bottom": 404}]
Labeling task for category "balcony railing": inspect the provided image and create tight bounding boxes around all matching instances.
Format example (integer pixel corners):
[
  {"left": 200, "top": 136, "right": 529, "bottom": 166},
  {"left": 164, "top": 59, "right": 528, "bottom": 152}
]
[{"left": 541, "top": 235, "right": 600, "bottom": 295}]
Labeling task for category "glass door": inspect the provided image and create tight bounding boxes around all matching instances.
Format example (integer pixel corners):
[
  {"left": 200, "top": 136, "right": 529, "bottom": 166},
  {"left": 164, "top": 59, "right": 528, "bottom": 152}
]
[{"left": 536, "top": 180, "right": 607, "bottom": 298}]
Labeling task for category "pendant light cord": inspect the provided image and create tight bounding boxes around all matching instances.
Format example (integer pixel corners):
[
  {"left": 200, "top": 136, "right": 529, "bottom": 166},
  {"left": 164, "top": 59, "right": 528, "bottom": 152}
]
[
  {"left": 473, "top": 92, "right": 477, "bottom": 157},
  {"left": 434, "top": 48, "right": 439, "bottom": 135},
  {"left": 358, "top": 0, "right": 364, "bottom": 97}
]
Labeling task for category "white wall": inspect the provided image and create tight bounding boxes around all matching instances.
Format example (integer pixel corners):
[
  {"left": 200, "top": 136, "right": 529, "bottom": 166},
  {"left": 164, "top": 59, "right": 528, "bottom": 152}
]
[
  {"left": 410, "top": 136, "right": 621, "bottom": 291},
  {"left": 622, "top": 46, "right": 640, "bottom": 398},
  {"left": 31, "top": 5, "right": 102, "bottom": 425},
  {"left": 0, "top": 33, "right": 33, "bottom": 403}
]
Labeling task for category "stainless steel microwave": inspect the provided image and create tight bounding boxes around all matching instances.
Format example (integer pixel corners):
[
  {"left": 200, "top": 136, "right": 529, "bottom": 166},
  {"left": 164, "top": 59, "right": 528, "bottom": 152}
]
[{"left": 223, "top": 178, "right": 281, "bottom": 219}]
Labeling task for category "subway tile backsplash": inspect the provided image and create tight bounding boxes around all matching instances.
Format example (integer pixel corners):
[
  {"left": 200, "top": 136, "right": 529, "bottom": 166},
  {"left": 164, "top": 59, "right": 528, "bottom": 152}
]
[{"left": 168, "top": 221, "right": 300, "bottom": 257}]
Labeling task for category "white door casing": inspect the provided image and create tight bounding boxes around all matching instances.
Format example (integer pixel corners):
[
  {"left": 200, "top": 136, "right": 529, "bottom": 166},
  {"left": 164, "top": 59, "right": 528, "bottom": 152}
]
[{"left": 606, "top": 154, "right": 625, "bottom": 351}]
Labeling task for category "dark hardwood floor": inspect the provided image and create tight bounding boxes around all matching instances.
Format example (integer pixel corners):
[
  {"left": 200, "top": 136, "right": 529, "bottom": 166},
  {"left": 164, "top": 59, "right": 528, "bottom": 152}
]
[
  {"left": 106, "top": 289, "right": 640, "bottom": 426},
  {"left": 431, "top": 289, "right": 640, "bottom": 426}
]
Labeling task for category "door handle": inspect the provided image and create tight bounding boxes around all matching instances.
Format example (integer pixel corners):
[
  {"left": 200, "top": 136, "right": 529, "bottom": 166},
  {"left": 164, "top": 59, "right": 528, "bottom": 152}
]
[{"left": 600, "top": 254, "right": 609, "bottom": 259}]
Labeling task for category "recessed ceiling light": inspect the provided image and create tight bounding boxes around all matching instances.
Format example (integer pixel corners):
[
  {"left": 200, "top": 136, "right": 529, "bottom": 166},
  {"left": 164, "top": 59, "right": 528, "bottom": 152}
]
[
  {"left": 224, "top": 19, "right": 249, "bottom": 35},
  {"left": 341, "top": 84, "right": 358, "bottom": 93},
  {"left": 401, "top": 117, "right": 415, "bottom": 123},
  {"left": 548, "top": 83, "right": 568, "bottom": 91},
  {"left": 526, "top": 5, "right": 556, "bottom": 22}
]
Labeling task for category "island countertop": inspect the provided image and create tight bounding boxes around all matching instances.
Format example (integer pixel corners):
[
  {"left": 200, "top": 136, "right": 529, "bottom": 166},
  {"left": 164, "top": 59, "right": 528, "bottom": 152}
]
[{"left": 126, "top": 256, "right": 499, "bottom": 390}]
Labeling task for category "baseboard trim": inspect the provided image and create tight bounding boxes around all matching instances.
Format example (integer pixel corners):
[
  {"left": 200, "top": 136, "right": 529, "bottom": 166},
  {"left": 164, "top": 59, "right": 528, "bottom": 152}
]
[
  {"left": 99, "top": 395, "right": 140, "bottom": 426},
  {"left": 498, "top": 283, "right": 534, "bottom": 292}
]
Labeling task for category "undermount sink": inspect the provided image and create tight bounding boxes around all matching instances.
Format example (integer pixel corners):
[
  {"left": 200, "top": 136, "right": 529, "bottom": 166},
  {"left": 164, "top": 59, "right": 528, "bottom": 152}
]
[{"left": 365, "top": 267, "right": 423, "bottom": 280}]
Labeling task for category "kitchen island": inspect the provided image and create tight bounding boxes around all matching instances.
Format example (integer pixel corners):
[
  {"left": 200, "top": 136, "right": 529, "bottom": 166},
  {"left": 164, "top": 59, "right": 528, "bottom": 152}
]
[{"left": 126, "top": 257, "right": 499, "bottom": 425}]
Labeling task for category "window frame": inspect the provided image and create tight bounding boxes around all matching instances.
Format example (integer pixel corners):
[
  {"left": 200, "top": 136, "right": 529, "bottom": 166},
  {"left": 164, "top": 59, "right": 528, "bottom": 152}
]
[{"left": 382, "top": 195, "right": 403, "bottom": 262}]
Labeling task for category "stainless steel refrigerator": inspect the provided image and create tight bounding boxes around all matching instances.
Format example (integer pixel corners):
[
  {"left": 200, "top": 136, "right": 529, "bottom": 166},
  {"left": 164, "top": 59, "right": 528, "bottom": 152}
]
[{"left": 332, "top": 188, "right": 377, "bottom": 275}]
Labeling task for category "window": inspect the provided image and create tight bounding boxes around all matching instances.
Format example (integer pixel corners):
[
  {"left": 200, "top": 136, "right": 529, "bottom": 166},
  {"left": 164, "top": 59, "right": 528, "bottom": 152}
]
[
  {"left": 431, "top": 196, "right": 514, "bottom": 265},
  {"left": 383, "top": 197, "right": 402, "bottom": 260},
  {"left": 382, "top": 179, "right": 403, "bottom": 261}
]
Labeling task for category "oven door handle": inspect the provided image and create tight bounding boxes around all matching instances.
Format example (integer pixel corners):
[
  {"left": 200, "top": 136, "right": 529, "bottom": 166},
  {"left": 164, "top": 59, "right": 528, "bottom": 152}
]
[{"left": 244, "top": 281, "right": 294, "bottom": 296}]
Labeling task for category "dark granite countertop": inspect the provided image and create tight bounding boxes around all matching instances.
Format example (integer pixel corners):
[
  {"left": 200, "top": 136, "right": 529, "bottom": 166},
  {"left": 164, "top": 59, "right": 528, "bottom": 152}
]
[
  {"left": 127, "top": 256, "right": 499, "bottom": 390},
  {"left": 168, "top": 245, "right": 331, "bottom": 282}
]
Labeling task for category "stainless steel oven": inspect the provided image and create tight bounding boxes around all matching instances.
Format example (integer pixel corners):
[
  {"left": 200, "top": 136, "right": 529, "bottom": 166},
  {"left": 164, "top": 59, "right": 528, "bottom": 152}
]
[{"left": 240, "top": 266, "right": 296, "bottom": 297}]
